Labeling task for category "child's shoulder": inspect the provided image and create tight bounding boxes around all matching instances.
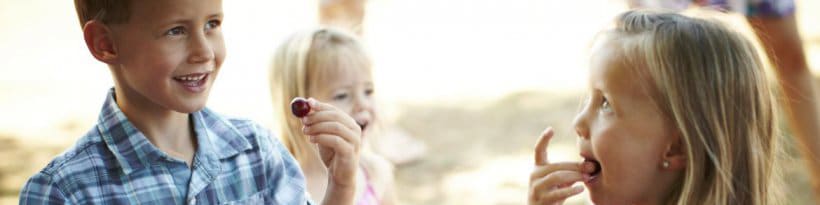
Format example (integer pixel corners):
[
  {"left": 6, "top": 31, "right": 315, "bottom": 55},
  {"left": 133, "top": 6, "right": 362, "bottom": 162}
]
[
  {"left": 360, "top": 152, "right": 395, "bottom": 181},
  {"left": 28, "top": 127, "right": 117, "bottom": 189},
  {"left": 361, "top": 152, "right": 394, "bottom": 173}
]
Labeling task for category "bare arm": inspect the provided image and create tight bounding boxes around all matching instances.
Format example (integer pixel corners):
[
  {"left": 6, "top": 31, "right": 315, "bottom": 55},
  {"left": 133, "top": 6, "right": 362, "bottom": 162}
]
[{"left": 747, "top": 14, "right": 820, "bottom": 198}]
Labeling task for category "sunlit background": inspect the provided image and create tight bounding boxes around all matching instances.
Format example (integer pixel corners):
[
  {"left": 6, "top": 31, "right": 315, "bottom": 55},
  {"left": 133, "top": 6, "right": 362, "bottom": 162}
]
[{"left": 2, "top": 0, "right": 819, "bottom": 204}]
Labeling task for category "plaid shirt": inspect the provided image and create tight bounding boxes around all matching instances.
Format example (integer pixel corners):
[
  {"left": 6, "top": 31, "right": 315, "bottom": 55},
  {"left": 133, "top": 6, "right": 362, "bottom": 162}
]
[{"left": 20, "top": 89, "right": 312, "bottom": 204}]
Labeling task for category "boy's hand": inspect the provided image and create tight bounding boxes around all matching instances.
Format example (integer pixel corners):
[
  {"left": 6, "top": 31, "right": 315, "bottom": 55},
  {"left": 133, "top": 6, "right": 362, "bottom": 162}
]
[
  {"left": 298, "top": 98, "right": 361, "bottom": 205},
  {"left": 529, "top": 127, "right": 593, "bottom": 205}
]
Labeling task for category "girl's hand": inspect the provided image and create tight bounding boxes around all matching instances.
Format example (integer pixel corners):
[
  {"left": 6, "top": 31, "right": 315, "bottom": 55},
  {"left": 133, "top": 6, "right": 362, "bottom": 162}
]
[
  {"left": 298, "top": 98, "right": 362, "bottom": 205},
  {"left": 529, "top": 127, "right": 594, "bottom": 205}
]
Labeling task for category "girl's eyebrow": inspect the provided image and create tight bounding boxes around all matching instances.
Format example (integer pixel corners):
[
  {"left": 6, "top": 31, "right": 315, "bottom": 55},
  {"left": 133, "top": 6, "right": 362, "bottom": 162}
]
[{"left": 591, "top": 80, "right": 609, "bottom": 94}]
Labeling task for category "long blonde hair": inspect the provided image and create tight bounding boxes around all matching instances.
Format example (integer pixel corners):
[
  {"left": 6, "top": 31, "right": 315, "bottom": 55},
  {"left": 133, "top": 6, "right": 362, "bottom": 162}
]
[
  {"left": 602, "top": 10, "right": 782, "bottom": 205},
  {"left": 270, "top": 27, "right": 372, "bottom": 163}
]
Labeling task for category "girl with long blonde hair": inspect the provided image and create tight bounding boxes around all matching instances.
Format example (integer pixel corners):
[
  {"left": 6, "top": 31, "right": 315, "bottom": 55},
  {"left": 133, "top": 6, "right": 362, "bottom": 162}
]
[
  {"left": 270, "top": 27, "right": 397, "bottom": 205},
  {"left": 528, "top": 10, "right": 782, "bottom": 205}
]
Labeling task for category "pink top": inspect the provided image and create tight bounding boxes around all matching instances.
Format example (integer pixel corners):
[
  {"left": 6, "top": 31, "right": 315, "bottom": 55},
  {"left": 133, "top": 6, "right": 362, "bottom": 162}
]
[{"left": 356, "top": 166, "right": 380, "bottom": 205}]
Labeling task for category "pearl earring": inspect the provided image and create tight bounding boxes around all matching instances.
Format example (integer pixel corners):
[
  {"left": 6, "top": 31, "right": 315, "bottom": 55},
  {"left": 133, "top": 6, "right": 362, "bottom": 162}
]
[{"left": 662, "top": 160, "right": 670, "bottom": 169}]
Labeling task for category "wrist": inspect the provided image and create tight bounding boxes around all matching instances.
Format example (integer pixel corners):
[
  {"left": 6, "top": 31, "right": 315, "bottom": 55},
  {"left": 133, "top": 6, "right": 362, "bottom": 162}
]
[{"left": 321, "top": 182, "right": 356, "bottom": 205}]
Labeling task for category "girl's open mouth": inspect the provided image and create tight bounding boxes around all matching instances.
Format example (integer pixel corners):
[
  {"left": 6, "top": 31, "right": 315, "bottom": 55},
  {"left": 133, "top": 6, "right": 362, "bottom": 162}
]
[
  {"left": 357, "top": 121, "right": 368, "bottom": 133},
  {"left": 584, "top": 158, "right": 602, "bottom": 183}
]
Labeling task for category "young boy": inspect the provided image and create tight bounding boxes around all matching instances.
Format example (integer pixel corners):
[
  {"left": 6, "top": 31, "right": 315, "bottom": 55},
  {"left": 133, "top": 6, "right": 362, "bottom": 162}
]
[{"left": 19, "top": 0, "right": 362, "bottom": 204}]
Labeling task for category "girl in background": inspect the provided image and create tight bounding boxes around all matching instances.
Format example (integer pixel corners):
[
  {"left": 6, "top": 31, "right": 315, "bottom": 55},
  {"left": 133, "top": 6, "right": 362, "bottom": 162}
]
[{"left": 270, "top": 27, "right": 398, "bottom": 205}]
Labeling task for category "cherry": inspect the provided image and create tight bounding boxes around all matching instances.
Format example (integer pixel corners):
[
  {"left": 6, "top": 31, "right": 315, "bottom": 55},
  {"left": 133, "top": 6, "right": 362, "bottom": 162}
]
[{"left": 291, "top": 97, "right": 311, "bottom": 117}]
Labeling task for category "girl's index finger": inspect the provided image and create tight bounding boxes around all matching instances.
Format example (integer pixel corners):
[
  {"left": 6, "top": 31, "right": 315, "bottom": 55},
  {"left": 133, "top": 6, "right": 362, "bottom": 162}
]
[
  {"left": 534, "top": 127, "right": 554, "bottom": 166},
  {"left": 303, "top": 98, "right": 360, "bottom": 130},
  {"left": 305, "top": 98, "right": 333, "bottom": 112}
]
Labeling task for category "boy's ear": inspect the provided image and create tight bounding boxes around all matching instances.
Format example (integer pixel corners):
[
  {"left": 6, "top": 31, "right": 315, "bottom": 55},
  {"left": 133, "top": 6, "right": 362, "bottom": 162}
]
[
  {"left": 82, "top": 20, "right": 118, "bottom": 64},
  {"left": 663, "top": 133, "right": 687, "bottom": 171}
]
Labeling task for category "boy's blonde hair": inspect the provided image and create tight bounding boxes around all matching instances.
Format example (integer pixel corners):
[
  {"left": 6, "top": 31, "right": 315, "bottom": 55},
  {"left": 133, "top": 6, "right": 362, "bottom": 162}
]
[
  {"left": 601, "top": 10, "right": 781, "bottom": 205},
  {"left": 74, "top": 0, "right": 131, "bottom": 27},
  {"left": 270, "top": 27, "right": 372, "bottom": 162}
]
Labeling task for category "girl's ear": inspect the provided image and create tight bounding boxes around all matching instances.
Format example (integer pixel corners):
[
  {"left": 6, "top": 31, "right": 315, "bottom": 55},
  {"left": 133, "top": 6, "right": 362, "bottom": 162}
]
[
  {"left": 663, "top": 132, "right": 686, "bottom": 171},
  {"left": 82, "top": 20, "right": 118, "bottom": 64}
]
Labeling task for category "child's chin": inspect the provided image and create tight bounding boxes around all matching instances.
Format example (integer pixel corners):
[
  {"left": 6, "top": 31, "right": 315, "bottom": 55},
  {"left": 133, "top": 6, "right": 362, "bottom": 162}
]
[
  {"left": 174, "top": 102, "right": 207, "bottom": 113},
  {"left": 588, "top": 192, "right": 632, "bottom": 205},
  {"left": 587, "top": 190, "right": 608, "bottom": 205}
]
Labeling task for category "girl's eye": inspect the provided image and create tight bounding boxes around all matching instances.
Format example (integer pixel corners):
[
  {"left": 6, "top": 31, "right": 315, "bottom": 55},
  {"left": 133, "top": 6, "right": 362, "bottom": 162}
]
[
  {"left": 600, "top": 97, "right": 612, "bottom": 113},
  {"left": 165, "top": 26, "right": 186, "bottom": 36},
  {"left": 205, "top": 20, "right": 221, "bottom": 30},
  {"left": 333, "top": 93, "right": 349, "bottom": 101},
  {"left": 364, "top": 88, "right": 374, "bottom": 96}
]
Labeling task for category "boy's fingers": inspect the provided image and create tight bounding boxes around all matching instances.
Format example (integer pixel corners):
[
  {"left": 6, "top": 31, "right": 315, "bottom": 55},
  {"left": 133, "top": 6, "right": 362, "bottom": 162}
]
[{"left": 534, "top": 127, "right": 554, "bottom": 166}]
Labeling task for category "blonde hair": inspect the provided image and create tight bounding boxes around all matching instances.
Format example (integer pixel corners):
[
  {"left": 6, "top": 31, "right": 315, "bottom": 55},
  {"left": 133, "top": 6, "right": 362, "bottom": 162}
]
[
  {"left": 601, "top": 10, "right": 782, "bottom": 205},
  {"left": 270, "top": 27, "right": 372, "bottom": 163}
]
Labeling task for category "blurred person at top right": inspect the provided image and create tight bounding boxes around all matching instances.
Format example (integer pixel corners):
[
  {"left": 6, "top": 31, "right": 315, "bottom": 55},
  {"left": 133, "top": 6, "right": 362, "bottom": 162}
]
[{"left": 629, "top": 0, "right": 820, "bottom": 200}]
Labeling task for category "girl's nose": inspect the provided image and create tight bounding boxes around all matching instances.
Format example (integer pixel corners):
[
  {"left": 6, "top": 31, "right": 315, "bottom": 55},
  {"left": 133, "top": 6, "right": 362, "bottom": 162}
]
[
  {"left": 352, "top": 94, "right": 372, "bottom": 113},
  {"left": 573, "top": 107, "right": 591, "bottom": 140},
  {"left": 351, "top": 94, "right": 374, "bottom": 123}
]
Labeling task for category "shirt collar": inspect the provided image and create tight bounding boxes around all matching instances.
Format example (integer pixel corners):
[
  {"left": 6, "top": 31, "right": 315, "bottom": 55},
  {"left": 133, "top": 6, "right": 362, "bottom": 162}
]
[{"left": 97, "top": 88, "right": 253, "bottom": 175}]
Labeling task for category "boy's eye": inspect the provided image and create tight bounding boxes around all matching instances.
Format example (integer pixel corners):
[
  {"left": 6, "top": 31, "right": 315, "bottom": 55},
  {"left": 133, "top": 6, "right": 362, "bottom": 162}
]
[
  {"left": 205, "top": 20, "right": 221, "bottom": 30},
  {"left": 165, "top": 26, "right": 186, "bottom": 36},
  {"left": 364, "top": 88, "right": 374, "bottom": 96}
]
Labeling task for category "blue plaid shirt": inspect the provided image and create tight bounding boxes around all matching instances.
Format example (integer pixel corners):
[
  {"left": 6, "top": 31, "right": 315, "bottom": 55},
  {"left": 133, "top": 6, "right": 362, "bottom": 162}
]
[{"left": 20, "top": 89, "right": 312, "bottom": 204}]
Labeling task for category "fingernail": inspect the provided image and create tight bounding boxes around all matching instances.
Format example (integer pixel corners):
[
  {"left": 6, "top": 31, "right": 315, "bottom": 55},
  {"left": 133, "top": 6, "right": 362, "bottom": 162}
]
[
  {"left": 542, "top": 127, "right": 553, "bottom": 135},
  {"left": 309, "top": 136, "right": 317, "bottom": 142},
  {"left": 573, "top": 185, "right": 584, "bottom": 192}
]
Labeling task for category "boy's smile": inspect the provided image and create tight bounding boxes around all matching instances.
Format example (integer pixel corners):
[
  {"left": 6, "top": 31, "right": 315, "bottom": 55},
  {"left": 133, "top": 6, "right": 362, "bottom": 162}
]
[{"left": 173, "top": 72, "right": 211, "bottom": 93}]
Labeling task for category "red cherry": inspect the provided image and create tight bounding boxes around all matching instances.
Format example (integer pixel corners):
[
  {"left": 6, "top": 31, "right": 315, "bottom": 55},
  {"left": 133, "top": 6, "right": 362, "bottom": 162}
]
[{"left": 291, "top": 97, "right": 311, "bottom": 117}]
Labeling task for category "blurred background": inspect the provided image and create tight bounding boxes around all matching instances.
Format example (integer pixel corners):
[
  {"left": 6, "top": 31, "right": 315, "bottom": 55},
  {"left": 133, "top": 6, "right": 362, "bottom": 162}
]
[{"left": 1, "top": 0, "right": 819, "bottom": 204}]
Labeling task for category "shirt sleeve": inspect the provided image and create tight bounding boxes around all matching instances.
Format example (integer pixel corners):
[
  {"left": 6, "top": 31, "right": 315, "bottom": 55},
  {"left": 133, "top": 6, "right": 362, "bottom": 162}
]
[{"left": 19, "top": 172, "right": 71, "bottom": 205}]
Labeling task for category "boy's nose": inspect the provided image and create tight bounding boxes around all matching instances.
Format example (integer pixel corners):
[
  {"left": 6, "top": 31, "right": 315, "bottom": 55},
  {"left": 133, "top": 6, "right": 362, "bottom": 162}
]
[{"left": 188, "top": 34, "right": 215, "bottom": 64}]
